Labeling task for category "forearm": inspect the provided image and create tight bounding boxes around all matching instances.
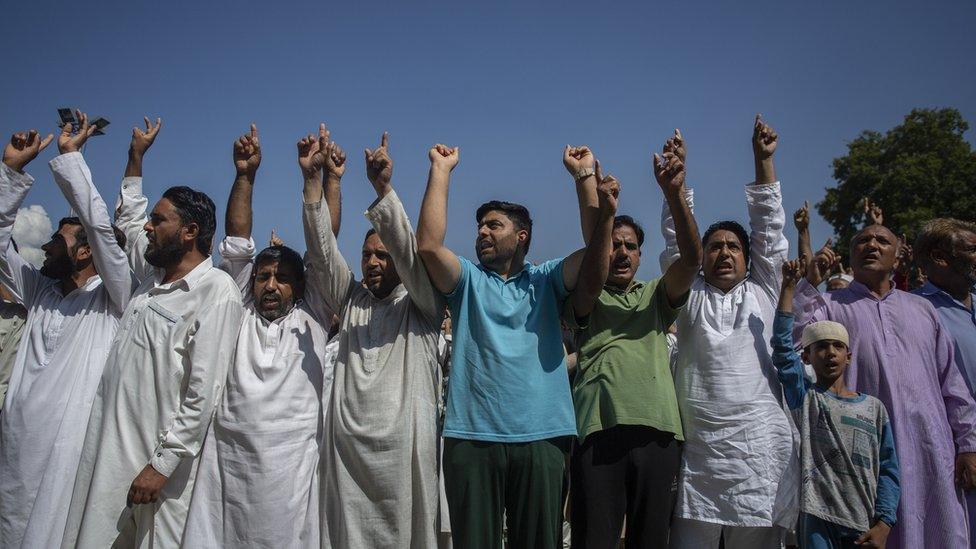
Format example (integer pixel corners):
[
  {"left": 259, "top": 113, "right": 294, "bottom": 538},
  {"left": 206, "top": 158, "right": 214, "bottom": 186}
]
[
  {"left": 324, "top": 173, "right": 342, "bottom": 236},
  {"left": 777, "top": 285, "right": 795, "bottom": 313},
  {"left": 225, "top": 174, "right": 254, "bottom": 238},
  {"left": 754, "top": 157, "right": 776, "bottom": 185},
  {"left": 798, "top": 227, "right": 812, "bottom": 261},
  {"left": 575, "top": 175, "right": 599, "bottom": 244},
  {"left": 573, "top": 214, "right": 613, "bottom": 317},
  {"left": 302, "top": 172, "right": 323, "bottom": 205},
  {"left": 124, "top": 149, "right": 144, "bottom": 178},
  {"left": 417, "top": 166, "right": 451, "bottom": 251}
]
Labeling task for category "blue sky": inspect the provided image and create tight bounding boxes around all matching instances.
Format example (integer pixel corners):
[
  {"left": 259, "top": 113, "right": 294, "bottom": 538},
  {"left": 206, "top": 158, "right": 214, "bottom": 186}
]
[{"left": 2, "top": 1, "right": 974, "bottom": 278}]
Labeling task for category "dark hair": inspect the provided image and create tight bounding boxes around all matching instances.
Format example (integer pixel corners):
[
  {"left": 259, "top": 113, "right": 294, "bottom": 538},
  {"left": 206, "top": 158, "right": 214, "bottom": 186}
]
[
  {"left": 613, "top": 215, "right": 645, "bottom": 247},
  {"left": 161, "top": 186, "right": 216, "bottom": 255},
  {"left": 702, "top": 220, "right": 750, "bottom": 266},
  {"left": 58, "top": 217, "right": 127, "bottom": 251},
  {"left": 364, "top": 228, "right": 377, "bottom": 241},
  {"left": 253, "top": 245, "right": 305, "bottom": 283},
  {"left": 475, "top": 200, "right": 533, "bottom": 252}
]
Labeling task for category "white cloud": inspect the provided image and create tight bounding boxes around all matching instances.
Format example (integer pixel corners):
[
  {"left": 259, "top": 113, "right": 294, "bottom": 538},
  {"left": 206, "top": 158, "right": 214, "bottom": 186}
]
[{"left": 12, "top": 204, "right": 53, "bottom": 267}]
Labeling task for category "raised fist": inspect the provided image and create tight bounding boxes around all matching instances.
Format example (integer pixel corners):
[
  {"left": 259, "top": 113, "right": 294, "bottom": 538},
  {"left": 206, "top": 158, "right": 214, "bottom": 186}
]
[
  {"left": 752, "top": 114, "right": 778, "bottom": 159},
  {"left": 429, "top": 143, "right": 460, "bottom": 172},
  {"left": 58, "top": 110, "right": 97, "bottom": 154},
  {"left": 563, "top": 145, "right": 595, "bottom": 179},
  {"left": 3, "top": 130, "right": 53, "bottom": 172},
  {"left": 233, "top": 124, "right": 261, "bottom": 177}
]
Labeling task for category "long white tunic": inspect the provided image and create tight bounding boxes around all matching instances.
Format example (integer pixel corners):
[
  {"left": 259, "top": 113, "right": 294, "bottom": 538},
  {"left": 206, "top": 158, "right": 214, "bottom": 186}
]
[
  {"left": 62, "top": 234, "right": 244, "bottom": 545},
  {"left": 304, "top": 191, "right": 443, "bottom": 549},
  {"left": 661, "top": 182, "right": 799, "bottom": 528},
  {"left": 0, "top": 154, "right": 133, "bottom": 548},
  {"left": 0, "top": 300, "right": 27, "bottom": 408},
  {"left": 182, "top": 236, "right": 335, "bottom": 548}
]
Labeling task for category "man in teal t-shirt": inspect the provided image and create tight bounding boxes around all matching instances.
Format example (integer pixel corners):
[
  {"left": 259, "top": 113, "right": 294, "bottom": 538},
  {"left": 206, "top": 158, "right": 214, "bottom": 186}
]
[
  {"left": 562, "top": 134, "right": 702, "bottom": 548},
  {"left": 417, "top": 143, "right": 590, "bottom": 549}
]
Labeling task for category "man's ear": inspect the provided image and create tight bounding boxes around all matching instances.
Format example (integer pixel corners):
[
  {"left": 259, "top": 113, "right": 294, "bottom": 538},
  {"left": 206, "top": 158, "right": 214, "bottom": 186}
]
[
  {"left": 930, "top": 248, "right": 951, "bottom": 268},
  {"left": 800, "top": 348, "right": 810, "bottom": 363},
  {"left": 75, "top": 244, "right": 92, "bottom": 262},
  {"left": 182, "top": 222, "right": 200, "bottom": 246},
  {"left": 517, "top": 229, "right": 528, "bottom": 244}
]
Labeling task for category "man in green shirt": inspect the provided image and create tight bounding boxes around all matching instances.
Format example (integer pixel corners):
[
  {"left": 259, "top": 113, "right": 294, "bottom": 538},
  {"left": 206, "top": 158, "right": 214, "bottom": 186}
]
[{"left": 562, "top": 131, "right": 701, "bottom": 548}]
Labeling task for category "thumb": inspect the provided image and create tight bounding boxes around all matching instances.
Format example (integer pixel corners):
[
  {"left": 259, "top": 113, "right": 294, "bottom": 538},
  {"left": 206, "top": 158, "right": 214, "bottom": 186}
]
[
  {"left": 594, "top": 159, "right": 603, "bottom": 182},
  {"left": 38, "top": 134, "right": 54, "bottom": 151}
]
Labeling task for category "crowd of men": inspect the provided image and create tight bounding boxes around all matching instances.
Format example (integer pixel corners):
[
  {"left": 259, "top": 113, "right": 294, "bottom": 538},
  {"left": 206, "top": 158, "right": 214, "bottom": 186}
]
[{"left": 0, "top": 111, "right": 973, "bottom": 549}]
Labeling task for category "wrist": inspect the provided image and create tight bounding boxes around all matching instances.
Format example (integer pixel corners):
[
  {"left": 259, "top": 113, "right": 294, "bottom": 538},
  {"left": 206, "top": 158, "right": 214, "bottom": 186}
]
[
  {"left": 128, "top": 147, "right": 146, "bottom": 160},
  {"left": 2, "top": 159, "right": 25, "bottom": 173},
  {"left": 430, "top": 164, "right": 453, "bottom": 176},
  {"left": 325, "top": 172, "right": 342, "bottom": 184}
]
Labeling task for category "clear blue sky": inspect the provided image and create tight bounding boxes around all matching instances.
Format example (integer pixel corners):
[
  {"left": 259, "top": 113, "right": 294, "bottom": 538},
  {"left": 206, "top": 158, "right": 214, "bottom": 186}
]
[{"left": 2, "top": 1, "right": 974, "bottom": 279}]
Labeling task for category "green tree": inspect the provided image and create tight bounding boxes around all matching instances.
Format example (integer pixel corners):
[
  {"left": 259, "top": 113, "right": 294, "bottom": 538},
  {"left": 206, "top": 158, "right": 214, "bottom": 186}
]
[{"left": 817, "top": 108, "right": 976, "bottom": 256}]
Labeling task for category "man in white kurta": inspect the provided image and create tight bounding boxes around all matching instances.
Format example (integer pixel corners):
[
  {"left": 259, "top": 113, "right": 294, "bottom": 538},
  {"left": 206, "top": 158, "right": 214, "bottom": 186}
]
[
  {"left": 0, "top": 137, "right": 133, "bottom": 548},
  {"left": 662, "top": 118, "right": 798, "bottom": 548},
  {"left": 183, "top": 125, "right": 337, "bottom": 547},
  {"left": 61, "top": 182, "right": 244, "bottom": 546},
  {"left": 303, "top": 138, "right": 443, "bottom": 548}
]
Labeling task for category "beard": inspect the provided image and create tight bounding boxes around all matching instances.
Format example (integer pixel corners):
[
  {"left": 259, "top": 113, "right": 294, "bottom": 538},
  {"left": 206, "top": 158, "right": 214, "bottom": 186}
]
[
  {"left": 257, "top": 294, "right": 293, "bottom": 322},
  {"left": 144, "top": 237, "right": 185, "bottom": 268},
  {"left": 40, "top": 254, "right": 75, "bottom": 279}
]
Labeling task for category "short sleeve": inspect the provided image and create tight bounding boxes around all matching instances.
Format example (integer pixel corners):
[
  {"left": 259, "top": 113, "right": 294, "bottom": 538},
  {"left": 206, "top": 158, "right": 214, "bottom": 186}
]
[
  {"left": 539, "top": 258, "right": 568, "bottom": 299},
  {"left": 445, "top": 256, "right": 474, "bottom": 303},
  {"left": 650, "top": 277, "right": 684, "bottom": 327}
]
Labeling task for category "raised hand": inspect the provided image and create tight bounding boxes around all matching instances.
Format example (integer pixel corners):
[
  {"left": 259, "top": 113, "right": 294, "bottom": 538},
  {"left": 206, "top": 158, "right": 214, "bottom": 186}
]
[
  {"left": 595, "top": 160, "right": 619, "bottom": 219},
  {"left": 297, "top": 123, "right": 331, "bottom": 179},
  {"left": 3, "top": 130, "right": 53, "bottom": 172},
  {"left": 807, "top": 238, "right": 839, "bottom": 287},
  {"left": 896, "top": 233, "right": 913, "bottom": 275},
  {"left": 325, "top": 140, "right": 347, "bottom": 181},
  {"left": 269, "top": 229, "right": 284, "bottom": 247},
  {"left": 233, "top": 124, "right": 261, "bottom": 178},
  {"left": 58, "top": 110, "right": 97, "bottom": 154},
  {"left": 752, "top": 114, "right": 778, "bottom": 159},
  {"left": 863, "top": 197, "right": 883, "bottom": 226},
  {"left": 130, "top": 116, "right": 162, "bottom": 158},
  {"left": 653, "top": 151, "right": 686, "bottom": 198},
  {"left": 663, "top": 129, "right": 685, "bottom": 164},
  {"left": 429, "top": 143, "right": 460, "bottom": 173},
  {"left": 781, "top": 257, "right": 807, "bottom": 288},
  {"left": 365, "top": 132, "right": 393, "bottom": 189},
  {"left": 562, "top": 145, "right": 596, "bottom": 180},
  {"left": 793, "top": 201, "right": 810, "bottom": 231}
]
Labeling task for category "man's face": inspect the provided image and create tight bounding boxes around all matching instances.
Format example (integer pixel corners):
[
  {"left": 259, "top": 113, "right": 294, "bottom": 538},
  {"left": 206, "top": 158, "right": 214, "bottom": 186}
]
[
  {"left": 947, "top": 231, "right": 976, "bottom": 288},
  {"left": 40, "top": 224, "right": 85, "bottom": 279},
  {"left": 702, "top": 229, "right": 748, "bottom": 292},
  {"left": 475, "top": 210, "right": 525, "bottom": 271},
  {"left": 143, "top": 198, "right": 188, "bottom": 268},
  {"left": 252, "top": 260, "right": 303, "bottom": 322},
  {"left": 361, "top": 232, "right": 400, "bottom": 298},
  {"left": 801, "top": 339, "right": 851, "bottom": 385},
  {"left": 607, "top": 225, "right": 641, "bottom": 288},
  {"left": 850, "top": 225, "right": 899, "bottom": 279}
]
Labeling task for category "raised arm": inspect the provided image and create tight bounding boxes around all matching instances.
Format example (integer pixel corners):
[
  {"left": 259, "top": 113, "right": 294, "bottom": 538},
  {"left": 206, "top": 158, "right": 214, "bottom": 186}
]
[
  {"left": 563, "top": 145, "right": 599, "bottom": 244},
  {"left": 299, "top": 125, "right": 354, "bottom": 315},
  {"left": 570, "top": 161, "right": 618, "bottom": 320},
  {"left": 0, "top": 130, "right": 53, "bottom": 306},
  {"left": 793, "top": 200, "right": 813, "bottom": 262},
  {"left": 656, "top": 131, "right": 701, "bottom": 306},
  {"left": 226, "top": 124, "right": 261, "bottom": 239},
  {"left": 658, "top": 131, "right": 693, "bottom": 273},
  {"left": 117, "top": 116, "right": 161, "bottom": 282},
  {"left": 417, "top": 140, "right": 462, "bottom": 295},
  {"left": 366, "top": 138, "right": 448, "bottom": 323},
  {"left": 747, "top": 115, "right": 788, "bottom": 292},
  {"left": 49, "top": 112, "right": 134, "bottom": 313},
  {"left": 323, "top": 126, "right": 345, "bottom": 237}
]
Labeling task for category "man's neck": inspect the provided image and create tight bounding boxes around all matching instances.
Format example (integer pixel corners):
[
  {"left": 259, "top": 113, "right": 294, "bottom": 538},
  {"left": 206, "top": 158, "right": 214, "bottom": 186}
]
[
  {"left": 487, "top": 255, "right": 526, "bottom": 280},
  {"left": 60, "top": 267, "right": 97, "bottom": 295},
  {"left": 818, "top": 375, "right": 855, "bottom": 397},
  {"left": 161, "top": 250, "right": 207, "bottom": 284},
  {"left": 855, "top": 272, "right": 894, "bottom": 299}
]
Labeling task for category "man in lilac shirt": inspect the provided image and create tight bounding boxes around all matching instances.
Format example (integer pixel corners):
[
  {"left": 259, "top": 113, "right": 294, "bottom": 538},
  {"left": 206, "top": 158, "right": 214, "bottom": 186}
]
[
  {"left": 793, "top": 222, "right": 976, "bottom": 548},
  {"left": 913, "top": 218, "right": 976, "bottom": 547}
]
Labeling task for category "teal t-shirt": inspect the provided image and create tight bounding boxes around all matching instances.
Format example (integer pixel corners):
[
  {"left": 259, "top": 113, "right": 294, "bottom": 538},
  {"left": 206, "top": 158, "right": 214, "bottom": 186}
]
[{"left": 443, "top": 257, "right": 577, "bottom": 442}]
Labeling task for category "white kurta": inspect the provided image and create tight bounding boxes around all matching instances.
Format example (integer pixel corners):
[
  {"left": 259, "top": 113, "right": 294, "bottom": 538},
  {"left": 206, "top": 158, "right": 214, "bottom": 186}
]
[
  {"left": 0, "top": 300, "right": 26, "bottom": 408},
  {"left": 62, "top": 250, "right": 244, "bottom": 546},
  {"left": 0, "top": 154, "right": 134, "bottom": 548},
  {"left": 304, "top": 191, "right": 443, "bottom": 549},
  {"left": 661, "top": 182, "right": 798, "bottom": 528},
  {"left": 182, "top": 236, "right": 335, "bottom": 548}
]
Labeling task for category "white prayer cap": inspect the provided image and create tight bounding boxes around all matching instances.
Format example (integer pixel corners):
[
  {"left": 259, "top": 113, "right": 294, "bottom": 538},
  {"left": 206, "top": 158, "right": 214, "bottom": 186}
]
[{"left": 800, "top": 321, "right": 850, "bottom": 349}]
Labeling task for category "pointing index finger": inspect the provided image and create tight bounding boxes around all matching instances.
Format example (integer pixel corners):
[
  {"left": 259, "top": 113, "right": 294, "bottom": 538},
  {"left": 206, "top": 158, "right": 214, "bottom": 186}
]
[{"left": 380, "top": 131, "right": 389, "bottom": 149}]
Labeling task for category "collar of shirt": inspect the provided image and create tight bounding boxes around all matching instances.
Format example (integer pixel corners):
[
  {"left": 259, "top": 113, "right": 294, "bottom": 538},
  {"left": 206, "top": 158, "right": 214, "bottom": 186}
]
[
  {"left": 848, "top": 279, "right": 897, "bottom": 301},
  {"left": 477, "top": 260, "right": 532, "bottom": 284},
  {"left": 918, "top": 281, "right": 975, "bottom": 311},
  {"left": 252, "top": 299, "right": 305, "bottom": 327},
  {"left": 150, "top": 256, "right": 213, "bottom": 295},
  {"left": 53, "top": 273, "right": 103, "bottom": 298},
  {"left": 604, "top": 280, "right": 644, "bottom": 294}
]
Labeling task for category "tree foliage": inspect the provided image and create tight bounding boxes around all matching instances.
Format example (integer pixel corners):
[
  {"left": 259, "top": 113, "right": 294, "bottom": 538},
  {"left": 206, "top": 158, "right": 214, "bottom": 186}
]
[{"left": 817, "top": 108, "right": 976, "bottom": 256}]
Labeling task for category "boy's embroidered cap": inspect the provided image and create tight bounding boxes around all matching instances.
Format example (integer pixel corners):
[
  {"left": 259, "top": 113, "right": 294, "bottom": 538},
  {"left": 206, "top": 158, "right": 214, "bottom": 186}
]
[{"left": 801, "top": 321, "right": 850, "bottom": 349}]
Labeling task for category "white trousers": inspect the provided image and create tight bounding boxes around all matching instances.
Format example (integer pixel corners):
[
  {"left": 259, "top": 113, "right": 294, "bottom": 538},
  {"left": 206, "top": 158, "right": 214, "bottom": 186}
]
[{"left": 669, "top": 517, "right": 784, "bottom": 549}]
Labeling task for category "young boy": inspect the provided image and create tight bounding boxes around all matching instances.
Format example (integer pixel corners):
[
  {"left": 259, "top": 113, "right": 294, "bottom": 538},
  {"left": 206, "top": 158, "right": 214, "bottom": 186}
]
[{"left": 774, "top": 258, "right": 900, "bottom": 549}]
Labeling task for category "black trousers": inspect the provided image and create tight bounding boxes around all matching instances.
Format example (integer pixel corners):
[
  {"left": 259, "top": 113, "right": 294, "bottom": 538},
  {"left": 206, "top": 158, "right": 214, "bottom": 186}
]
[{"left": 570, "top": 425, "right": 682, "bottom": 549}]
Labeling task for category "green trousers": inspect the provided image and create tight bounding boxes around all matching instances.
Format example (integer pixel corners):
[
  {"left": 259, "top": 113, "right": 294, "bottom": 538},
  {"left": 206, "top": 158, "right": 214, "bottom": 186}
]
[{"left": 443, "top": 437, "right": 571, "bottom": 549}]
